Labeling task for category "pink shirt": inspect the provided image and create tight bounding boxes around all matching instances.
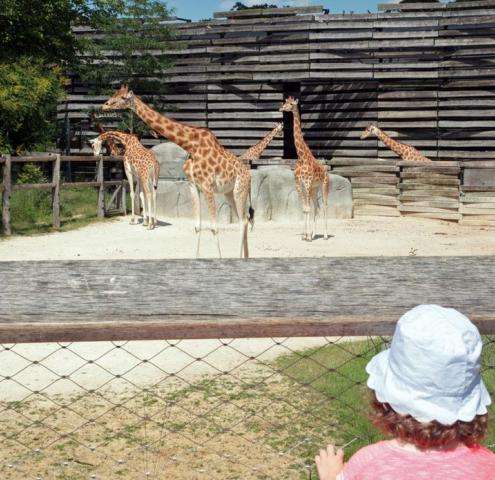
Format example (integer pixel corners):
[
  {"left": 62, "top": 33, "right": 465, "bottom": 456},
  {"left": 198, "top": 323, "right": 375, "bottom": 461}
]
[{"left": 340, "top": 441, "right": 495, "bottom": 480}]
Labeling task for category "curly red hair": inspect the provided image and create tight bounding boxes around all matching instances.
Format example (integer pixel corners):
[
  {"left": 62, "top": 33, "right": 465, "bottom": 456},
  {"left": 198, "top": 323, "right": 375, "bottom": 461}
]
[{"left": 370, "top": 391, "right": 489, "bottom": 449}]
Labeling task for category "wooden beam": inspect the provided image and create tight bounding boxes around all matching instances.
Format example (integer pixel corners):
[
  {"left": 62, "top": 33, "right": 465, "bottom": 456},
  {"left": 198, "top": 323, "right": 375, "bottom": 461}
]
[{"left": 0, "top": 257, "right": 494, "bottom": 343}]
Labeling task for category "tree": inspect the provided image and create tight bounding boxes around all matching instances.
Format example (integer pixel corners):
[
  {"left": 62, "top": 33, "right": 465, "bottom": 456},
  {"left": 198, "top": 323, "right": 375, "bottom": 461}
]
[
  {"left": 0, "top": 60, "right": 64, "bottom": 154},
  {"left": 76, "top": 0, "right": 175, "bottom": 93},
  {"left": 0, "top": 0, "right": 175, "bottom": 153}
]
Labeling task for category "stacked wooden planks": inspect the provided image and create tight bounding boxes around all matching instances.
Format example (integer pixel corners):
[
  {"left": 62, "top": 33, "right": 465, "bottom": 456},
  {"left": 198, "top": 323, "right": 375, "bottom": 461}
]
[
  {"left": 65, "top": 1, "right": 495, "bottom": 163},
  {"left": 329, "top": 158, "right": 400, "bottom": 217},
  {"left": 398, "top": 161, "right": 461, "bottom": 221},
  {"left": 460, "top": 161, "right": 495, "bottom": 226}
]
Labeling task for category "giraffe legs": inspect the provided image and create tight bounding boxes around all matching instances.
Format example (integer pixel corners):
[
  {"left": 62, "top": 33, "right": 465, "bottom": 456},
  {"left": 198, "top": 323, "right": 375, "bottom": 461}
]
[
  {"left": 310, "top": 187, "right": 319, "bottom": 241},
  {"left": 124, "top": 162, "right": 139, "bottom": 225},
  {"left": 139, "top": 187, "right": 148, "bottom": 227},
  {"left": 204, "top": 190, "right": 222, "bottom": 259},
  {"left": 189, "top": 183, "right": 203, "bottom": 258},
  {"left": 296, "top": 179, "right": 312, "bottom": 241},
  {"left": 228, "top": 182, "right": 250, "bottom": 259},
  {"left": 322, "top": 175, "right": 330, "bottom": 240}
]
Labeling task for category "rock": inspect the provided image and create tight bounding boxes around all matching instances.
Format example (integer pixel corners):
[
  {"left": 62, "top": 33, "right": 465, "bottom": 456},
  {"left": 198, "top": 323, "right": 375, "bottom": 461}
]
[
  {"left": 251, "top": 166, "right": 353, "bottom": 222},
  {"left": 155, "top": 166, "right": 353, "bottom": 223},
  {"left": 151, "top": 142, "right": 189, "bottom": 180},
  {"left": 155, "top": 180, "right": 233, "bottom": 224},
  {"left": 328, "top": 173, "right": 353, "bottom": 219}
]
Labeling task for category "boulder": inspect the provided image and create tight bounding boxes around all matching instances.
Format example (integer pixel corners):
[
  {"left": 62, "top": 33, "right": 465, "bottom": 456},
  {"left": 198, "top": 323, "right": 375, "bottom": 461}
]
[
  {"left": 251, "top": 166, "right": 353, "bottom": 222},
  {"left": 151, "top": 142, "right": 189, "bottom": 180},
  {"left": 155, "top": 166, "right": 353, "bottom": 223},
  {"left": 156, "top": 181, "right": 233, "bottom": 224}
]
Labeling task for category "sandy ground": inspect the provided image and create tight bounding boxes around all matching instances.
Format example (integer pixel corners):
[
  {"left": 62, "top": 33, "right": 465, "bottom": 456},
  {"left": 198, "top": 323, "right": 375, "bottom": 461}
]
[
  {"left": 0, "top": 215, "right": 494, "bottom": 260},
  {"left": 0, "top": 337, "right": 333, "bottom": 401}
]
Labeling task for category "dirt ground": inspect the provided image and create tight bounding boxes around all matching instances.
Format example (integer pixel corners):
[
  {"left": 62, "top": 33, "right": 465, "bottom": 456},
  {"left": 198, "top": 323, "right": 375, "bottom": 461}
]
[{"left": 0, "top": 215, "right": 494, "bottom": 260}]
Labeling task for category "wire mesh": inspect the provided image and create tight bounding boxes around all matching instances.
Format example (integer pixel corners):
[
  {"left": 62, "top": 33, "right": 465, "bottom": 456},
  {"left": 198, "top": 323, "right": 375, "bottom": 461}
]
[{"left": 1, "top": 335, "right": 494, "bottom": 479}]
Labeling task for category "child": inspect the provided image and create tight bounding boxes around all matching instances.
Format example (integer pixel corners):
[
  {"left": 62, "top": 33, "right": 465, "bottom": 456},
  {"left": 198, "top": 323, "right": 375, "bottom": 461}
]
[{"left": 316, "top": 304, "right": 495, "bottom": 480}]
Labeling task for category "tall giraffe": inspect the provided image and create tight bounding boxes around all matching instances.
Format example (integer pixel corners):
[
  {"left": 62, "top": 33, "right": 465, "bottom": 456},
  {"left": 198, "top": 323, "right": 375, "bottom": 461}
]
[
  {"left": 102, "top": 85, "right": 253, "bottom": 259},
  {"left": 238, "top": 123, "right": 283, "bottom": 164},
  {"left": 361, "top": 125, "right": 431, "bottom": 163},
  {"left": 90, "top": 131, "right": 160, "bottom": 229},
  {"left": 280, "top": 97, "right": 330, "bottom": 241}
]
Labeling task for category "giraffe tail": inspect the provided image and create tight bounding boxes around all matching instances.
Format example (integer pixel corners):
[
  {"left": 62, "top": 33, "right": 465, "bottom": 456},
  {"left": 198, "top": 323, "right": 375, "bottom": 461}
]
[
  {"left": 248, "top": 190, "right": 255, "bottom": 231},
  {"left": 153, "top": 162, "right": 160, "bottom": 190}
]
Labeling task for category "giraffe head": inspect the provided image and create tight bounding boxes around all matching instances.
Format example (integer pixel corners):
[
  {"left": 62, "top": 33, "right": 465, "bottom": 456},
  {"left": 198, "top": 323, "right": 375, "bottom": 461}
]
[
  {"left": 361, "top": 125, "right": 378, "bottom": 140},
  {"left": 102, "top": 85, "right": 135, "bottom": 111},
  {"left": 274, "top": 123, "right": 283, "bottom": 135},
  {"left": 89, "top": 136, "right": 103, "bottom": 155},
  {"left": 279, "top": 97, "right": 299, "bottom": 113}
]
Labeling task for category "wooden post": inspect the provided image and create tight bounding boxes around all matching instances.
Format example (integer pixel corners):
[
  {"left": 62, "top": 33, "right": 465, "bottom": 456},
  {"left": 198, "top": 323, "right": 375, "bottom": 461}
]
[
  {"left": 52, "top": 154, "right": 61, "bottom": 229},
  {"left": 2, "top": 155, "right": 11, "bottom": 236},
  {"left": 97, "top": 156, "right": 105, "bottom": 218}
]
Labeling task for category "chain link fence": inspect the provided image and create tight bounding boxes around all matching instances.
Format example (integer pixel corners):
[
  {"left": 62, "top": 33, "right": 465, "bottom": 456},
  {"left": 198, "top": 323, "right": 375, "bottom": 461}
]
[{"left": 1, "top": 333, "right": 494, "bottom": 479}]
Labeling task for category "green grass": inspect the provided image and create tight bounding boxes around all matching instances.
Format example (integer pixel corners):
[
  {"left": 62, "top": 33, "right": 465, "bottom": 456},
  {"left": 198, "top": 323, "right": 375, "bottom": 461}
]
[
  {"left": 7, "top": 186, "right": 115, "bottom": 236},
  {"left": 274, "top": 336, "right": 495, "bottom": 460}
]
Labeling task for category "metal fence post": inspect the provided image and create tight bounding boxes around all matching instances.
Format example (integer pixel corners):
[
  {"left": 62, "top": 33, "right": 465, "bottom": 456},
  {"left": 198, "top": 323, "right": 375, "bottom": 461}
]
[
  {"left": 52, "top": 154, "right": 61, "bottom": 229},
  {"left": 2, "top": 154, "right": 12, "bottom": 236}
]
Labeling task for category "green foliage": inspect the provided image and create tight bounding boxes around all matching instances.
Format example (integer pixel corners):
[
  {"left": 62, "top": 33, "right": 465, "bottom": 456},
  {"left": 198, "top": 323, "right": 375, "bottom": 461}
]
[
  {"left": 77, "top": 0, "right": 175, "bottom": 94},
  {"left": 0, "top": 0, "right": 175, "bottom": 153},
  {"left": 0, "top": 59, "right": 64, "bottom": 154},
  {"left": 15, "top": 164, "right": 47, "bottom": 184},
  {"left": 0, "top": 0, "right": 79, "bottom": 64},
  {"left": 11, "top": 164, "right": 52, "bottom": 228}
]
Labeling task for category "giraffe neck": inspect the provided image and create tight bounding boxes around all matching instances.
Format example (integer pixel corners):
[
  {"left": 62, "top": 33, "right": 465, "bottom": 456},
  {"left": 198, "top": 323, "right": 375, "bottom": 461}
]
[
  {"left": 373, "top": 128, "right": 405, "bottom": 157},
  {"left": 292, "top": 107, "right": 314, "bottom": 163},
  {"left": 239, "top": 125, "right": 281, "bottom": 161},
  {"left": 99, "top": 131, "right": 134, "bottom": 151},
  {"left": 132, "top": 96, "right": 197, "bottom": 152}
]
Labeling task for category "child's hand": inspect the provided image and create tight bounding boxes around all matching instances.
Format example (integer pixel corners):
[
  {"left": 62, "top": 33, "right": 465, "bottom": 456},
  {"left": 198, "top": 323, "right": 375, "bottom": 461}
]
[{"left": 315, "top": 444, "right": 344, "bottom": 480}]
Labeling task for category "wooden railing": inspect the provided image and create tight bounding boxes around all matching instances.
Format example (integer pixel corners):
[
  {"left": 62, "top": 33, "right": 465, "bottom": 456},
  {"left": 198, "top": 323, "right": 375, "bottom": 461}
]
[
  {"left": 0, "top": 154, "right": 127, "bottom": 235},
  {"left": 1, "top": 256, "right": 494, "bottom": 343}
]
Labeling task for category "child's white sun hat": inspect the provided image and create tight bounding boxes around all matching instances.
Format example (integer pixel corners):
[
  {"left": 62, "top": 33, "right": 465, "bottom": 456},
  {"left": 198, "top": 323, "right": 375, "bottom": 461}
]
[{"left": 366, "top": 304, "right": 491, "bottom": 426}]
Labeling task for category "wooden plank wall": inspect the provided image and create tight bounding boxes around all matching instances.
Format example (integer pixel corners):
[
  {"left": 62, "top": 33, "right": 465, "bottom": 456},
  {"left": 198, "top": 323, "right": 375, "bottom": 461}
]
[{"left": 63, "top": 1, "right": 495, "bottom": 221}]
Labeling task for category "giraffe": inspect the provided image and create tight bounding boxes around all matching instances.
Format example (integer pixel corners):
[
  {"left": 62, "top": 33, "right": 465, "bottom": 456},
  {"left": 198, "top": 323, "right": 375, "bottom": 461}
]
[
  {"left": 101, "top": 85, "right": 253, "bottom": 259},
  {"left": 238, "top": 123, "right": 283, "bottom": 164},
  {"left": 90, "top": 131, "right": 160, "bottom": 229},
  {"left": 280, "top": 97, "right": 330, "bottom": 241},
  {"left": 361, "top": 125, "right": 432, "bottom": 163}
]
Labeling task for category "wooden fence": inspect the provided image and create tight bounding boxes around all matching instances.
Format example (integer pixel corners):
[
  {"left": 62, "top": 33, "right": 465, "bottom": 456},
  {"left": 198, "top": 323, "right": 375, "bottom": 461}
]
[
  {"left": 0, "top": 154, "right": 128, "bottom": 236},
  {"left": 1, "top": 256, "right": 494, "bottom": 343}
]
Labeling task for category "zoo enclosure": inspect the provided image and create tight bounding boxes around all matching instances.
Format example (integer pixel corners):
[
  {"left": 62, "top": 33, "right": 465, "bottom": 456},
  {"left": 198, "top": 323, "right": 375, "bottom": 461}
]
[
  {"left": 64, "top": 1, "right": 495, "bottom": 225},
  {"left": 0, "top": 154, "right": 129, "bottom": 236},
  {"left": 0, "top": 257, "right": 494, "bottom": 479}
]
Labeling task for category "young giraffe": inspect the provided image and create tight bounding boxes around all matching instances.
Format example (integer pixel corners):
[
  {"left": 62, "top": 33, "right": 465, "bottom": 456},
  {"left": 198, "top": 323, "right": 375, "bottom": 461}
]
[
  {"left": 90, "top": 131, "right": 160, "bottom": 229},
  {"left": 361, "top": 125, "right": 432, "bottom": 163},
  {"left": 280, "top": 97, "right": 330, "bottom": 241},
  {"left": 102, "top": 85, "right": 253, "bottom": 259},
  {"left": 238, "top": 123, "right": 283, "bottom": 164}
]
